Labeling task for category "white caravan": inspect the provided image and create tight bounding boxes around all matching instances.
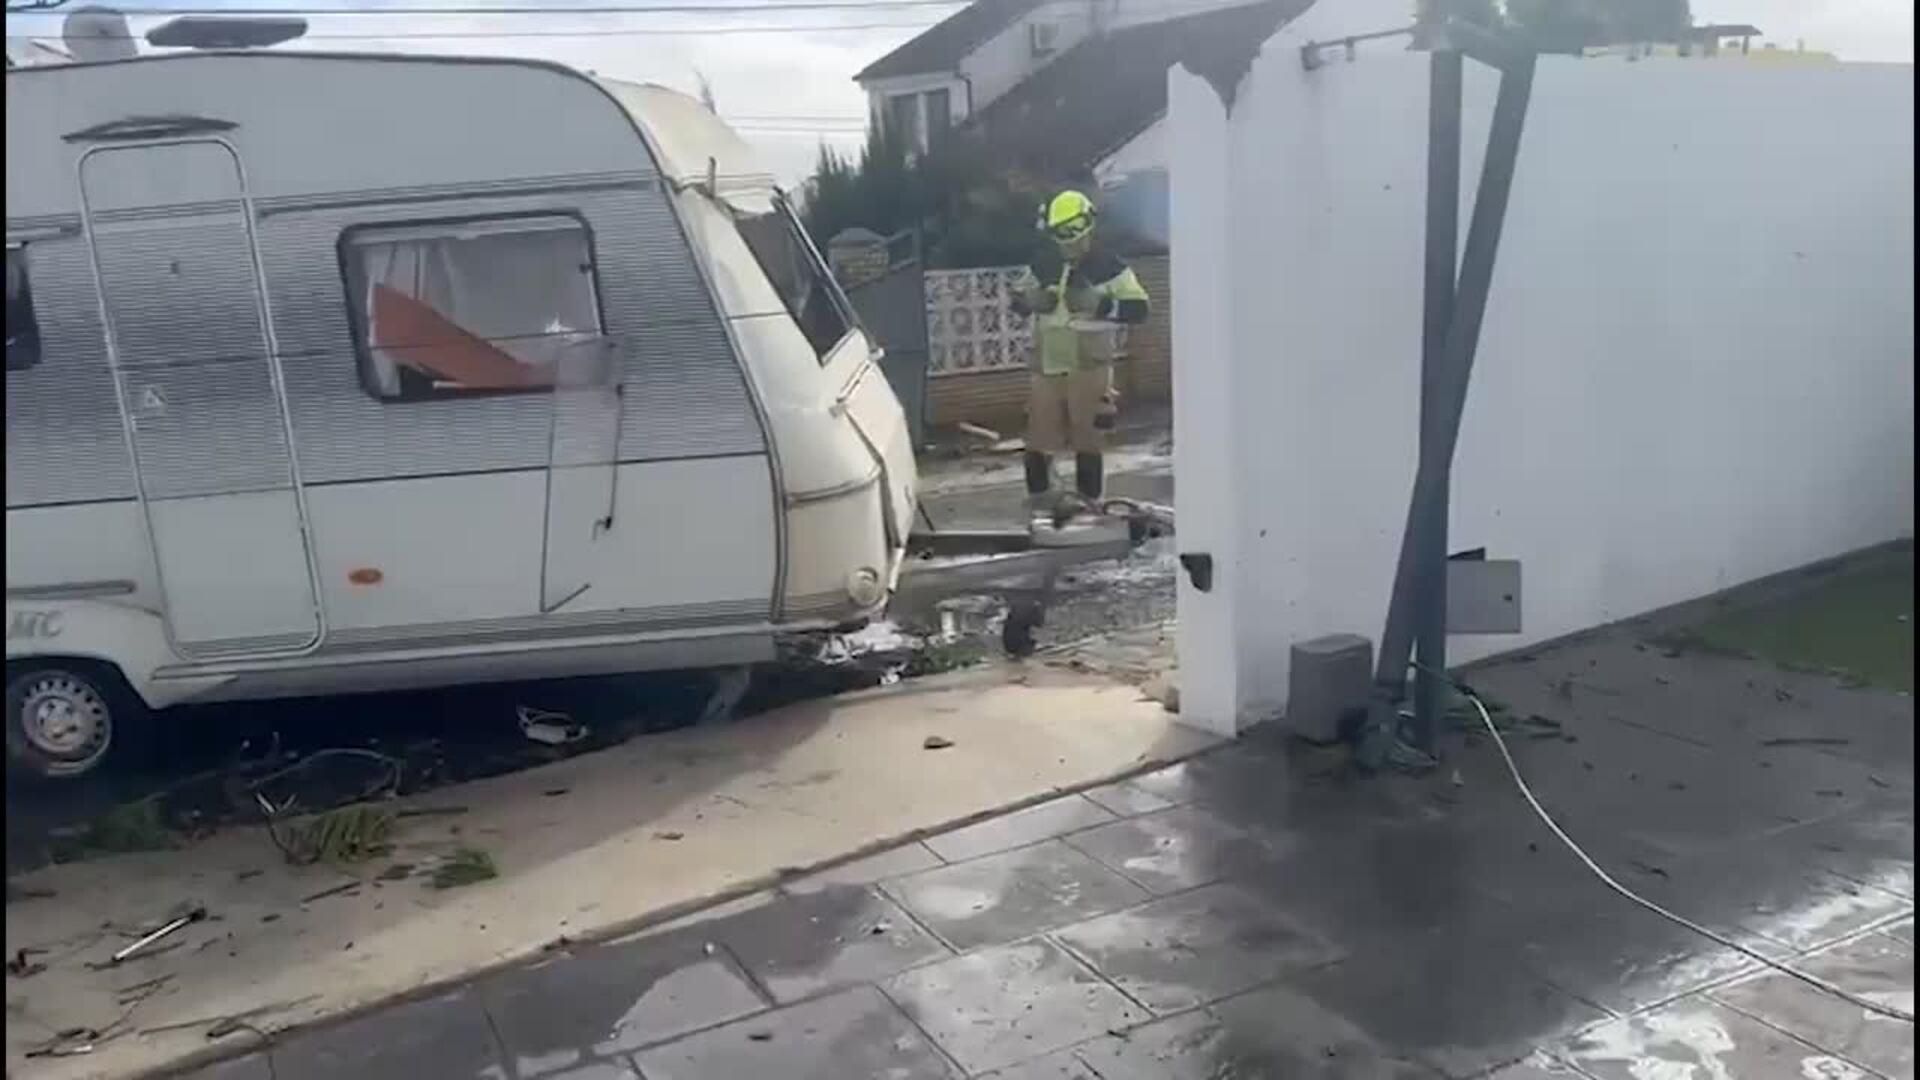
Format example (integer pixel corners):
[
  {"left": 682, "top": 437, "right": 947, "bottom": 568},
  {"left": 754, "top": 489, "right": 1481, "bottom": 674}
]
[{"left": 5, "top": 53, "right": 918, "bottom": 779}]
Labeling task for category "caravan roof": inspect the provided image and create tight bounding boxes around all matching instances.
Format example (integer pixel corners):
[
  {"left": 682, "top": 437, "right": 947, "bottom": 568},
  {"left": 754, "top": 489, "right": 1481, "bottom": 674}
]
[{"left": 5, "top": 52, "right": 780, "bottom": 218}]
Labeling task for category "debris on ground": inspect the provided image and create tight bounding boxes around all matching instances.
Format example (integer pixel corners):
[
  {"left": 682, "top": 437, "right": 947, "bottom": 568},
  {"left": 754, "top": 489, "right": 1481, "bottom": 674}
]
[
  {"left": 953, "top": 421, "right": 1001, "bottom": 444},
  {"left": 269, "top": 804, "right": 396, "bottom": 868},
  {"left": 7, "top": 882, "right": 57, "bottom": 903},
  {"left": 516, "top": 706, "right": 590, "bottom": 747},
  {"left": 251, "top": 748, "right": 403, "bottom": 815},
  {"left": 923, "top": 735, "right": 955, "bottom": 750},
  {"left": 697, "top": 667, "right": 755, "bottom": 726},
  {"left": 25, "top": 1026, "right": 107, "bottom": 1059},
  {"left": 654, "top": 830, "right": 685, "bottom": 841},
  {"left": 299, "top": 882, "right": 361, "bottom": 904},
  {"left": 428, "top": 847, "right": 497, "bottom": 891},
  {"left": 109, "top": 905, "right": 207, "bottom": 966},
  {"left": 8, "top": 947, "right": 47, "bottom": 978}
]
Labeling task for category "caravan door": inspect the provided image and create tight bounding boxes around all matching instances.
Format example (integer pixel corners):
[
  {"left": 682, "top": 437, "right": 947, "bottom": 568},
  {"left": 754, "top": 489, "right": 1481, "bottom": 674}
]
[{"left": 78, "top": 140, "right": 323, "bottom": 659}]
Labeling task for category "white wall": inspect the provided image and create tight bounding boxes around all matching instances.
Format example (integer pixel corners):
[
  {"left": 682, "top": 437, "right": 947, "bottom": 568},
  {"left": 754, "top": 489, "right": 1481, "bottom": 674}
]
[
  {"left": 1170, "top": 0, "right": 1915, "bottom": 736},
  {"left": 958, "top": 2, "right": 1096, "bottom": 113},
  {"left": 1094, "top": 115, "right": 1166, "bottom": 184}
]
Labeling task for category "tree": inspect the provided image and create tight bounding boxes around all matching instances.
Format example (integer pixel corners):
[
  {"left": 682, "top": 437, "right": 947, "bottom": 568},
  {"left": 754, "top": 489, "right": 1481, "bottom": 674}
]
[{"left": 800, "top": 128, "right": 1038, "bottom": 270}]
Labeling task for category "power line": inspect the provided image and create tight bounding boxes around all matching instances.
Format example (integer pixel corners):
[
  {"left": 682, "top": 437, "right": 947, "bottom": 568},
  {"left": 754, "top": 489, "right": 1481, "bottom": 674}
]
[{"left": 6, "top": 0, "right": 966, "bottom": 15}]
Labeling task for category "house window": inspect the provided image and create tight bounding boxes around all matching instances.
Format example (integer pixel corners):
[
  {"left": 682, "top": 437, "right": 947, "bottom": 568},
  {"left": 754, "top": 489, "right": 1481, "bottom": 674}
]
[
  {"left": 6, "top": 244, "right": 41, "bottom": 372},
  {"left": 734, "top": 197, "right": 856, "bottom": 363},
  {"left": 887, "top": 92, "right": 922, "bottom": 150},
  {"left": 1029, "top": 20, "right": 1059, "bottom": 57},
  {"left": 339, "top": 215, "right": 602, "bottom": 401},
  {"left": 924, "top": 88, "right": 952, "bottom": 144}
]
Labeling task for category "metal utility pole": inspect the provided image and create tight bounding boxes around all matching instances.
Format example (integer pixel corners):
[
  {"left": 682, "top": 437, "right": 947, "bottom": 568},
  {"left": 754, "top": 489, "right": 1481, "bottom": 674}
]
[
  {"left": 1413, "top": 48, "right": 1464, "bottom": 751},
  {"left": 1366, "top": 22, "right": 1537, "bottom": 762}
]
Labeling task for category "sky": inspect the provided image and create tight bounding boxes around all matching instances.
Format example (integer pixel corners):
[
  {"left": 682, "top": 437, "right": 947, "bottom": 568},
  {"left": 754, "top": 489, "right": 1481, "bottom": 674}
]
[{"left": 6, "top": 0, "right": 1914, "bottom": 188}]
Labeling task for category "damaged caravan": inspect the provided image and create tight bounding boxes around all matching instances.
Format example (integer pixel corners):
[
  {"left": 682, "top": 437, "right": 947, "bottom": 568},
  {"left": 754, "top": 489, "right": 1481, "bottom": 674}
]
[{"left": 5, "top": 53, "right": 917, "bottom": 778}]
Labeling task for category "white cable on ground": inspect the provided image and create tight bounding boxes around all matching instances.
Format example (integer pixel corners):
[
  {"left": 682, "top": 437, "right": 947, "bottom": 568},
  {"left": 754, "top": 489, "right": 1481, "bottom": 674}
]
[{"left": 1422, "top": 664, "right": 1914, "bottom": 1024}]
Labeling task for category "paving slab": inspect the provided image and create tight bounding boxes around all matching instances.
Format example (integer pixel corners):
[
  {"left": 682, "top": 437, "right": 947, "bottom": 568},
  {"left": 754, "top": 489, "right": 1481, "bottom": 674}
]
[
  {"left": 1497, "top": 898, "right": 1760, "bottom": 1016},
  {"left": 1078, "top": 777, "right": 1179, "bottom": 818},
  {"left": 921, "top": 795, "right": 1117, "bottom": 863},
  {"left": 542, "top": 1064, "right": 641, "bottom": 1080},
  {"left": 1207, "top": 984, "right": 1446, "bottom": 1078},
  {"left": 1060, "top": 804, "right": 1282, "bottom": 895},
  {"left": 1052, "top": 882, "right": 1342, "bottom": 1013},
  {"left": 632, "top": 985, "right": 961, "bottom": 1080},
  {"left": 178, "top": 1055, "right": 274, "bottom": 1080},
  {"left": 475, "top": 932, "right": 765, "bottom": 1075},
  {"left": 880, "top": 839, "right": 1150, "bottom": 951},
  {"left": 5, "top": 664, "right": 1210, "bottom": 1080},
  {"left": 882, "top": 937, "right": 1149, "bottom": 1075},
  {"left": 693, "top": 883, "right": 951, "bottom": 1003},
  {"left": 1223, "top": 814, "right": 1520, "bottom": 950},
  {"left": 268, "top": 986, "right": 505, "bottom": 1080},
  {"left": 1480, "top": 1052, "right": 1597, "bottom": 1078},
  {"left": 1710, "top": 931, "right": 1915, "bottom": 1079},
  {"left": 982, "top": 1002, "right": 1442, "bottom": 1080},
  {"left": 1283, "top": 926, "right": 1609, "bottom": 1079},
  {"left": 779, "top": 842, "right": 945, "bottom": 894},
  {"left": 1765, "top": 799, "right": 1916, "bottom": 900},
  {"left": 1624, "top": 840, "right": 1913, "bottom": 956},
  {"left": 1560, "top": 996, "right": 1875, "bottom": 1079}
]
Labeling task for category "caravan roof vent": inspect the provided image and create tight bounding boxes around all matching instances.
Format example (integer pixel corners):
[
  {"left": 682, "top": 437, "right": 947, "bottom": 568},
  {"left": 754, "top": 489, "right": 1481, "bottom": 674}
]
[
  {"left": 62, "top": 7, "right": 138, "bottom": 64},
  {"left": 146, "top": 15, "right": 309, "bottom": 50}
]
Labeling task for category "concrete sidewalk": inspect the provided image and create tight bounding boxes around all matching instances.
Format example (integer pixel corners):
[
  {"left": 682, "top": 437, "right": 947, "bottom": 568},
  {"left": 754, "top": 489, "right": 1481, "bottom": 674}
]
[{"left": 176, "top": 559, "right": 1914, "bottom": 1080}]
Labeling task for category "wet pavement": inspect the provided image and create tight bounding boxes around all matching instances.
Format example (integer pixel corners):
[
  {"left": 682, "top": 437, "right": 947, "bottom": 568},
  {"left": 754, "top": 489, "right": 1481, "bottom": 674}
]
[{"left": 173, "top": 568, "right": 1914, "bottom": 1080}]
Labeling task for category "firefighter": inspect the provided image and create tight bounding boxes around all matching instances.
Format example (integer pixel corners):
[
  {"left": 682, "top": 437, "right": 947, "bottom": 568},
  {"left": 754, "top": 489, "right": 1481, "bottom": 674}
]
[{"left": 1008, "top": 190, "right": 1151, "bottom": 525}]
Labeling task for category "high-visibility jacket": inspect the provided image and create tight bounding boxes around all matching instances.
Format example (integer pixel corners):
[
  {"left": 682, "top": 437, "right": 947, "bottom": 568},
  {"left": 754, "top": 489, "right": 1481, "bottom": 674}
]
[{"left": 1011, "top": 246, "right": 1151, "bottom": 376}]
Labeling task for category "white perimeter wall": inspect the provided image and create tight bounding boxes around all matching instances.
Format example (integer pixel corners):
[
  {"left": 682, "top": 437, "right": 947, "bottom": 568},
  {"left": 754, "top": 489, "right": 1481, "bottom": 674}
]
[{"left": 1170, "top": 0, "right": 1915, "bottom": 737}]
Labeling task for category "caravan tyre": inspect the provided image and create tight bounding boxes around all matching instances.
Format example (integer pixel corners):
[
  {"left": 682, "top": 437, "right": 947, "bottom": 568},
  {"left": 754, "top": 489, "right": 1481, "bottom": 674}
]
[{"left": 5, "top": 661, "right": 143, "bottom": 781}]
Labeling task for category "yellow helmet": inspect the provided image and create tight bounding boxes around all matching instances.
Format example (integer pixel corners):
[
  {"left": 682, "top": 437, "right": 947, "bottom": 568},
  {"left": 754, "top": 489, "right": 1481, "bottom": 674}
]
[{"left": 1041, "top": 190, "right": 1097, "bottom": 243}]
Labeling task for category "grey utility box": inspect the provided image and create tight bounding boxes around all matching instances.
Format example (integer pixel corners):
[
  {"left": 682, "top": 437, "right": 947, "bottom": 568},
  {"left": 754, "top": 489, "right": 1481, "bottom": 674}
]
[
  {"left": 1287, "top": 634, "right": 1374, "bottom": 744},
  {"left": 1446, "top": 558, "right": 1523, "bottom": 635}
]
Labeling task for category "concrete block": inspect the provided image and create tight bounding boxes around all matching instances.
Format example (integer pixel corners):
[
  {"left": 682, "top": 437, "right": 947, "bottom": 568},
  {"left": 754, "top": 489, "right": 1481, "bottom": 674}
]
[{"left": 1287, "top": 634, "right": 1374, "bottom": 743}]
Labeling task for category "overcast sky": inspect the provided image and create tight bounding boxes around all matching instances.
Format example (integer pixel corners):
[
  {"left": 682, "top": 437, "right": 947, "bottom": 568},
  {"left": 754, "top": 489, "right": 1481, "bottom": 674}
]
[{"left": 7, "top": 0, "right": 1913, "bottom": 187}]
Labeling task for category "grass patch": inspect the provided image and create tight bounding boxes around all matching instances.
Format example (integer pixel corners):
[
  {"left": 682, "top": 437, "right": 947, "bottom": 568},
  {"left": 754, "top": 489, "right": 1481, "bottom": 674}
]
[
  {"left": 53, "top": 799, "right": 178, "bottom": 860},
  {"left": 429, "top": 847, "right": 498, "bottom": 890},
  {"left": 1670, "top": 552, "right": 1913, "bottom": 694},
  {"left": 902, "top": 637, "right": 990, "bottom": 678}
]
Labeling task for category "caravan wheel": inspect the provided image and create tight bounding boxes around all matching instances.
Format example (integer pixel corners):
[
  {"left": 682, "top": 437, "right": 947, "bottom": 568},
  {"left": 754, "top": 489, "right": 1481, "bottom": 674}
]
[{"left": 5, "top": 661, "right": 142, "bottom": 780}]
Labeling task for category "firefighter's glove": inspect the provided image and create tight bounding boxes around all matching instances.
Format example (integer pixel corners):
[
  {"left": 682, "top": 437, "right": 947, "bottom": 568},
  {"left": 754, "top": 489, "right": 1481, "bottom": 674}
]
[
  {"left": 1011, "top": 287, "right": 1061, "bottom": 317},
  {"left": 1066, "top": 287, "right": 1106, "bottom": 318}
]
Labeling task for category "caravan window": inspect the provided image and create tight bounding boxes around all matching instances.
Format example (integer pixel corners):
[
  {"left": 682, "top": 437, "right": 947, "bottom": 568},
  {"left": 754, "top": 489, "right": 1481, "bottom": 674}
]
[
  {"left": 735, "top": 200, "right": 855, "bottom": 363},
  {"left": 6, "top": 245, "right": 41, "bottom": 372},
  {"left": 340, "top": 215, "right": 603, "bottom": 401}
]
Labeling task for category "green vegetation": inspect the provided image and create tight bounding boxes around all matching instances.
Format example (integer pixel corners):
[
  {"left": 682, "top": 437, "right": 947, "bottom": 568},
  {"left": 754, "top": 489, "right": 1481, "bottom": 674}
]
[
  {"left": 1671, "top": 551, "right": 1914, "bottom": 694},
  {"left": 429, "top": 846, "right": 498, "bottom": 891},
  {"left": 60, "top": 799, "right": 178, "bottom": 857},
  {"left": 803, "top": 127, "right": 1038, "bottom": 270},
  {"left": 271, "top": 804, "right": 397, "bottom": 868}
]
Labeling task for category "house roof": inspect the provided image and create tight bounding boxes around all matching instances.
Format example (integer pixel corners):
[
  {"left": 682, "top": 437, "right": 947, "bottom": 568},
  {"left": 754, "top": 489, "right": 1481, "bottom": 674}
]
[
  {"left": 962, "top": 0, "right": 1305, "bottom": 183},
  {"left": 855, "top": 0, "right": 1043, "bottom": 82}
]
